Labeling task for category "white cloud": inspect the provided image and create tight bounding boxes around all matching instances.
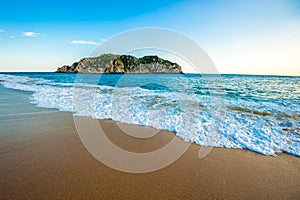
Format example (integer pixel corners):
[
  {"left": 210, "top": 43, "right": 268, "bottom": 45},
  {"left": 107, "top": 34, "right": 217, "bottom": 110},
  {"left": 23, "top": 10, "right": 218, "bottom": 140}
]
[
  {"left": 70, "top": 40, "right": 100, "bottom": 45},
  {"left": 0, "top": 29, "right": 4, "bottom": 32},
  {"left": 10, "top": 35, "right": 15, "bottom": 39},
  {"left": 23, "top": 32, "right": 39, "bottom": 37}
]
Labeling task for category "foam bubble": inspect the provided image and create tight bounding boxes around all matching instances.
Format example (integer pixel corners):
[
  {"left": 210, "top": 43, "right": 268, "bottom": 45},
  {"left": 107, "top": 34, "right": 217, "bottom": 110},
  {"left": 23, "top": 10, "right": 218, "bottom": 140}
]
[{"left": 0, "top": 73, "right": 299, "bottom": 157}]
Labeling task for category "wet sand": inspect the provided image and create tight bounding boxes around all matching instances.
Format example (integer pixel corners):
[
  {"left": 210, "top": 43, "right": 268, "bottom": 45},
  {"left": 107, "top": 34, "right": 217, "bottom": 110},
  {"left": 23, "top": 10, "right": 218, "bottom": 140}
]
[{"left": 0, "top": 86, "right": 300, "bottom": 199}]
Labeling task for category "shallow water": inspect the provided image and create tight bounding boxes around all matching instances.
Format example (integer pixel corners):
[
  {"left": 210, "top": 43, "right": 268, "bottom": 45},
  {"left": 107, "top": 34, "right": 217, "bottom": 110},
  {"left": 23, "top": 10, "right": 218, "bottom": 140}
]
[{"left": 0, "top": 72, "right": 299, "bottom": 156}]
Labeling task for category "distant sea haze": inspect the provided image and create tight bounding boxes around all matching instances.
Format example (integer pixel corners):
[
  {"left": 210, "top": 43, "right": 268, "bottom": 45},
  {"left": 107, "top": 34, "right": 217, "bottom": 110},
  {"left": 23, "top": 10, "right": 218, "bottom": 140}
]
[{"left": 0, "top": 72, "right": 299, "bottom": 157}]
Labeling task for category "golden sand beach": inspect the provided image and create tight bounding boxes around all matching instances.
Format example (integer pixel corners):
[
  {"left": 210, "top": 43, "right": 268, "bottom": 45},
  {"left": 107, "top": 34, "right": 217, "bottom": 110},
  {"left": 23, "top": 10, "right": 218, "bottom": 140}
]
[{"left": 0, "top": 86, "right": 300, "bottom": 199}]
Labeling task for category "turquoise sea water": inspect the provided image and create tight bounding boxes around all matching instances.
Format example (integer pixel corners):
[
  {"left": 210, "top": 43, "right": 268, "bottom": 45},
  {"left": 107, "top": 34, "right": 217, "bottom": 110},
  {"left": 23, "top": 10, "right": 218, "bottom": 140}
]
[{"left": 0, "top": 72, "right": 299, "bottom": 156}]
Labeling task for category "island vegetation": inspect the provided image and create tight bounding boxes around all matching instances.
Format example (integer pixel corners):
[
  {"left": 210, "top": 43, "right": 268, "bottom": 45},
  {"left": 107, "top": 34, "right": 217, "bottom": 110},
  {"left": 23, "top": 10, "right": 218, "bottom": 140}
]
[{"left": 56, "top": 54, "right": 183, "bottom": 74}]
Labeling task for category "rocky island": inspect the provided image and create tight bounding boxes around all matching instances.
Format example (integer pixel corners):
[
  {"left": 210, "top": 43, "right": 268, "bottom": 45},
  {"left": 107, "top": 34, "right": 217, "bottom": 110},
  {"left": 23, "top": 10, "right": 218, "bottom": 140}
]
[{"left": 56, "top": 54, "right": 183, "bottom": 74}]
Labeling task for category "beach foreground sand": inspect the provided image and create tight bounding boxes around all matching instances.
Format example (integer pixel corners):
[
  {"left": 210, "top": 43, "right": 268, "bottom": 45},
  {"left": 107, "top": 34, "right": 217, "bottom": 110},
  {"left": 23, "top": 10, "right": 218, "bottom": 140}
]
[{"left": 0, "top": 86, "right": 300, "bottom": 199}]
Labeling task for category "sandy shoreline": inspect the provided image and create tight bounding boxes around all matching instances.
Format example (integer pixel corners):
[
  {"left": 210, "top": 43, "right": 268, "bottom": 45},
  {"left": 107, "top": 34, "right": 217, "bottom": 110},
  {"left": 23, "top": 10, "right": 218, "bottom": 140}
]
[{"left": 0, "top": 86, "right": 300, "bottom": 199}]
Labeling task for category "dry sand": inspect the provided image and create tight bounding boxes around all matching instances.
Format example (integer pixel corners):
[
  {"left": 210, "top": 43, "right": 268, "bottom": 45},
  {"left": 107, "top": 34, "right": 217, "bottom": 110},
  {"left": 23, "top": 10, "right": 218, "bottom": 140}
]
[{"left": 0, "top": 86, "right": 300, "bottom": 199}]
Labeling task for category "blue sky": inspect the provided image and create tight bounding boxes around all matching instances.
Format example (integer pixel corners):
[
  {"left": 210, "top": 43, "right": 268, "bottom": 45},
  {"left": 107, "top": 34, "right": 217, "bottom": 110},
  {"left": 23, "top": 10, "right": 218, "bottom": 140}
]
[{"left": 0, "top": 0, "right": 299, "bottom": 75}]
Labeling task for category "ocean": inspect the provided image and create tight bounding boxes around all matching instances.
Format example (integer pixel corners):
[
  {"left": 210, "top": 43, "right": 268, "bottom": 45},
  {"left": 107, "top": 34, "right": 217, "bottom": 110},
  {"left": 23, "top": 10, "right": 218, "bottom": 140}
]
[{"left": 0, "top": 72, "right": 299, "bottom": 156}]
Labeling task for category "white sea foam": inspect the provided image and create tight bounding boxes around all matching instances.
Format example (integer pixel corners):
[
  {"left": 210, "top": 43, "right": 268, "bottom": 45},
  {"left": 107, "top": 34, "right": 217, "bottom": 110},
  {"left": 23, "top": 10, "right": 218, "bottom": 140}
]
[{"left": 0, "top": 74, "right": 299, "bottom": 156}]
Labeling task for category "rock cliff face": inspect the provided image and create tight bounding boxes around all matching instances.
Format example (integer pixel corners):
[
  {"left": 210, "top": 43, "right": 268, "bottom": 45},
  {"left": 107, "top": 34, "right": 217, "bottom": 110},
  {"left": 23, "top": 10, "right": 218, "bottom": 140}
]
[{"left": 56, "top": 54, "right": 183, "bottom": 74}]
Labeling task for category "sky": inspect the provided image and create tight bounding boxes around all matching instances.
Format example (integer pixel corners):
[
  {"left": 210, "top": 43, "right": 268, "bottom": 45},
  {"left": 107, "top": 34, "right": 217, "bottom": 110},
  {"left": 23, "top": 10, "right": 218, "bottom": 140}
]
[{"left": 0, "top": 0, "right": 299, "bottom": 75}]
